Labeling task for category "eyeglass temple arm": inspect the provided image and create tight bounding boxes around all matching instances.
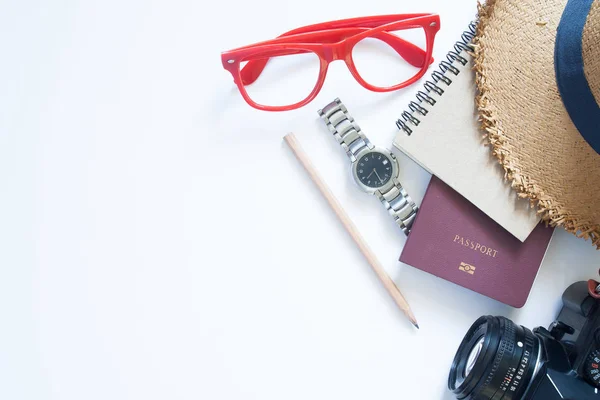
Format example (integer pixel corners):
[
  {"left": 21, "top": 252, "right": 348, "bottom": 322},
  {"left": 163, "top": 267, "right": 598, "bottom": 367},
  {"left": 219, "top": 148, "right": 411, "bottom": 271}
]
[{"left": 240, "top": 30, "right": 431, "bottom": 86}]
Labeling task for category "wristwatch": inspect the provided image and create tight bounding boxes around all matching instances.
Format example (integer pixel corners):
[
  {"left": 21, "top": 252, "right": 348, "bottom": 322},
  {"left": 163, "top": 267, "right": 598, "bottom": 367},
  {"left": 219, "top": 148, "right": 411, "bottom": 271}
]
[{"left": 317, "top": 98, "right": 418, "bottom": 235}]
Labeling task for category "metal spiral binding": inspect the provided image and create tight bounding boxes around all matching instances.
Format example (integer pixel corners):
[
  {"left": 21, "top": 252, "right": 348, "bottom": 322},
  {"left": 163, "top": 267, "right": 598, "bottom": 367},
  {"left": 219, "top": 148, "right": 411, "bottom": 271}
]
[{"left": 396, "top": 21, "right": 477, "bottom": 135}]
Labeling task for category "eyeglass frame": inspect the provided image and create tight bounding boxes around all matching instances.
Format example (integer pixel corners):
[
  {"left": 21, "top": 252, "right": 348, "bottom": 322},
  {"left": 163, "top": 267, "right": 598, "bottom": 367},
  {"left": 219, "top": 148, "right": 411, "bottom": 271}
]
[{"left": 221, "top": 14, "right": 441, "bottom": 111}]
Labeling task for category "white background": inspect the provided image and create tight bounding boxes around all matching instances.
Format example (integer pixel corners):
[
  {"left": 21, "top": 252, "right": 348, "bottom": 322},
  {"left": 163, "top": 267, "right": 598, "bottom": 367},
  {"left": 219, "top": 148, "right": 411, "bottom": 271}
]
[{"left": 1, "top": 1, "right": 599, "bottom": 399}]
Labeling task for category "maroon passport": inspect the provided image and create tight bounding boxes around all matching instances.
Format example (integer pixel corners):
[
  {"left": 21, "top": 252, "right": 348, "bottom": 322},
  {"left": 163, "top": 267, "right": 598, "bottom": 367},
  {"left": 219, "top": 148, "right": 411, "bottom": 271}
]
[{"left": 400, "top": 176, "right": 554, "bottom": 308}]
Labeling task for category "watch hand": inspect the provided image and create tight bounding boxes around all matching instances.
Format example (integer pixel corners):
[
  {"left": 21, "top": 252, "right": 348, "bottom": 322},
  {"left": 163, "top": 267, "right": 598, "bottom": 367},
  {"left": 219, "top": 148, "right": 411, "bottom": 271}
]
[
  {"left": 374, "top": 170, "right": 384, "bottom": 183},
  {"left": 366, "top": 169, "right": 376, "bottom": 179}
]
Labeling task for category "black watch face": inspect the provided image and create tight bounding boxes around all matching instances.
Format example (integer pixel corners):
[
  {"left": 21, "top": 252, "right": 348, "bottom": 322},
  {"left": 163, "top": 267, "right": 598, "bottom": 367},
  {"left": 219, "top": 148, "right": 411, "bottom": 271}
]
[{"left": 356, "top": 152, "right": 393, "bottom": 188}]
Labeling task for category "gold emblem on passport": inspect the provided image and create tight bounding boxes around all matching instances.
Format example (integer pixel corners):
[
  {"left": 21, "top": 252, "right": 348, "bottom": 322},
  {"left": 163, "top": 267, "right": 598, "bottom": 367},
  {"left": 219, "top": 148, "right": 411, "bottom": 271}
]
[{"left": 459, "top": 262, "right": 476, "bottom": 275}]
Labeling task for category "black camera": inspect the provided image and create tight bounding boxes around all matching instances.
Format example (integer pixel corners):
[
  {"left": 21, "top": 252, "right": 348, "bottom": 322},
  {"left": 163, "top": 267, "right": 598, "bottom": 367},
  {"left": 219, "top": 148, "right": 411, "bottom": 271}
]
[{"left": 448, "top": 279, "right": 600, "bottom": 399}]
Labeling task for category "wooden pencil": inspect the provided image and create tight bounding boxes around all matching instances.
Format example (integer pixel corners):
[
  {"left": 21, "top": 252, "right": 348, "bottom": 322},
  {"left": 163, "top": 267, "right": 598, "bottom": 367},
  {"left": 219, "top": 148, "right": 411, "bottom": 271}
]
[{"left": 284, "top": 133, "right": 419, "bottom": 329}]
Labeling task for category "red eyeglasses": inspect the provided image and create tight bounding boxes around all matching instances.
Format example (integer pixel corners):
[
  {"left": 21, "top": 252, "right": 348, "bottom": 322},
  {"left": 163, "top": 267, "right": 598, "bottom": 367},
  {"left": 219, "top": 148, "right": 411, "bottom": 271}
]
[{"left": 221, "top": 14, "right": 440, "bottom": 111}]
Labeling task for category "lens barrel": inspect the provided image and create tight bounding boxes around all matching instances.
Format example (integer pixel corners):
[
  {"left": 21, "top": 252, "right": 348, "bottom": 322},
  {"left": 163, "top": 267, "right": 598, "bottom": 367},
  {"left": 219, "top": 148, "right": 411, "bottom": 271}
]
[{"left": 448, "top": 316, "right": 541, "bottom": 400}]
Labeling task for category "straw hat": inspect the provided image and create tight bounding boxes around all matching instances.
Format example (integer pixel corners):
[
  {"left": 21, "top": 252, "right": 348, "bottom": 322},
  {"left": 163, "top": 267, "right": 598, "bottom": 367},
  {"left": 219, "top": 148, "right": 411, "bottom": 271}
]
[{"left": 474, "top": 0, "right": 600, "bottom": 248}]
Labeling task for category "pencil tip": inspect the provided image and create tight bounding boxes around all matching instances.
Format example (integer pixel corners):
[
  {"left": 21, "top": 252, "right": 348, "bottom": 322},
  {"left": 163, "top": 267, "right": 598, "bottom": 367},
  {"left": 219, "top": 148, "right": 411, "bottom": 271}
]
[{"left": 413, "top": 322, "right": 420, "bottom": 329}]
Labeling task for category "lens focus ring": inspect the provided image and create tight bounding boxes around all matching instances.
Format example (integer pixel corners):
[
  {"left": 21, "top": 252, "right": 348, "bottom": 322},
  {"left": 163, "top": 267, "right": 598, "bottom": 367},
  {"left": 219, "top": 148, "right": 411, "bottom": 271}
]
[{"left": 478, "top": 318, "right": 516, "bottom": 399}]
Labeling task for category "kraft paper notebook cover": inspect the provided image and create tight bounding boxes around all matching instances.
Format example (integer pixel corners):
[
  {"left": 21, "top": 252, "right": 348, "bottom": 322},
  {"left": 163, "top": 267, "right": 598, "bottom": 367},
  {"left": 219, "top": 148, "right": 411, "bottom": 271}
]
[
  {"left": 393, "top": 23, "right": 539, "bottom": 242},
  {"left": 400, "top": 176, "right": 554, "bottom": 308}
]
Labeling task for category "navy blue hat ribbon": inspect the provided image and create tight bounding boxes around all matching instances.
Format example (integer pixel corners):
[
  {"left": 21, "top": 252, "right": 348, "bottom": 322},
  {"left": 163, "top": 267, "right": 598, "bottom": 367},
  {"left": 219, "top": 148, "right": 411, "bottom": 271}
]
[{"left": 555, "top": 0, "right": 600, "bottom": 154}]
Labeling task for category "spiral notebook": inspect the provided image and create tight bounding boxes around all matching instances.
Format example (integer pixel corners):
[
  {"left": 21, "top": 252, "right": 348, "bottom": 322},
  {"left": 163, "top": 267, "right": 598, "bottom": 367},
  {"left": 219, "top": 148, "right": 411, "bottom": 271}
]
[{"left": 393, "top": 23, "right": 540, "bottom": 242}]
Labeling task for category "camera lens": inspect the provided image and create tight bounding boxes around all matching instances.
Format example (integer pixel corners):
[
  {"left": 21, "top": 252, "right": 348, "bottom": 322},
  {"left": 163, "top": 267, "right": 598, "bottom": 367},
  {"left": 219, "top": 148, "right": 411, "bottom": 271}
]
[
  {"left": 448, "top": 316, "right": 542, "bottom": 400},
  {"left": 465, "top": 336, "right": 485, "bottom": 378}
]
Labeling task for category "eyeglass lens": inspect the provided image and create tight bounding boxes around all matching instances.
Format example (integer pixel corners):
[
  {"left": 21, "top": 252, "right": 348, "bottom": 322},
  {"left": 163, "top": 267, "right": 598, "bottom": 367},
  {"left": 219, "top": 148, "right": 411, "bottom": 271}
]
[
  {"left": 352, "top": 26, "right": 426, "bottom": 88},
  {"left": 241, "top": 51, "right": 321, "bottom": 108}
]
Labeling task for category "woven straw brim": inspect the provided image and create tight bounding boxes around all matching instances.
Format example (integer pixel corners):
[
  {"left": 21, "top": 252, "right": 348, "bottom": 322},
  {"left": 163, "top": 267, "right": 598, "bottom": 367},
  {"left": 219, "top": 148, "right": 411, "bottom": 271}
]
[{"left": 474, "top": 0, "right": 600, "bottom": 248}]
